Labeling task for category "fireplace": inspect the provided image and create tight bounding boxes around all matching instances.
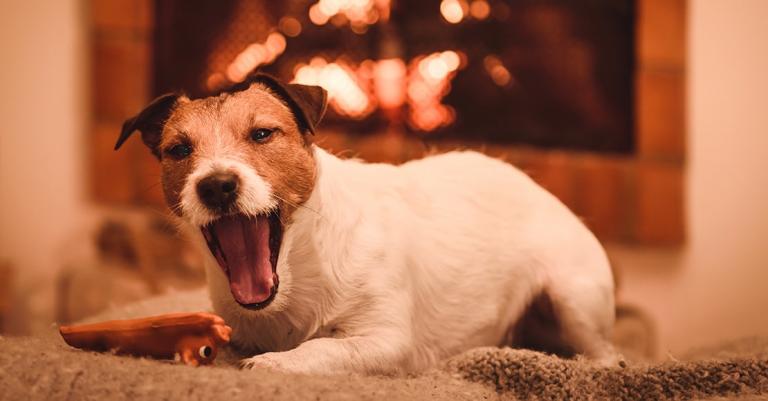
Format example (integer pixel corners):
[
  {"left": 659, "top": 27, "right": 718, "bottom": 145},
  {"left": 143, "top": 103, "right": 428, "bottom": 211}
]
[
  {"left": 89, "top": 0, "right": 686, "bottom": 244},
  {"left": 154, "top": 0, "right": 635, "bottom": 152}
]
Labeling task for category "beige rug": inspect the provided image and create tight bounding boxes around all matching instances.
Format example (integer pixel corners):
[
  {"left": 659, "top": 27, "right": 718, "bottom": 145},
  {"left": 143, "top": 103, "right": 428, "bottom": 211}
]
[{"left": 2, "top": 290, "right": 766, "bottom": 400}]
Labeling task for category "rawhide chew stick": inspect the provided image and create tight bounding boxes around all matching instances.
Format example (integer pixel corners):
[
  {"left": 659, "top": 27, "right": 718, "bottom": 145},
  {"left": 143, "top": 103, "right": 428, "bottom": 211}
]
[{"left": 59, "top": 312, "right": 232, "bottom": 366}]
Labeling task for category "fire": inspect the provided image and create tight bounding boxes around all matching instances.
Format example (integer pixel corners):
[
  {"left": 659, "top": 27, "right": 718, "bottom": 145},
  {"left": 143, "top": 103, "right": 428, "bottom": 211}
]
[
  {"left": 407, "top": 51, "right": 463, "bottom": 131},
  {"left": 483, "top": 55, "right": 514, "bottom": 87},
  {"left": 278, "top": 17, "right": 302, "bottom": 37},
  {"left": 373, "top": 58, "right": 407, "bottom": 110},
  {"left": 441, "top": 0, "right": 491, "bottom": 23},
  {"left": 289, "top": 51, "right": 465, "bottom": 130},
  {"left": 293, "top": 58, "right": 374, "bottom": 118},
  {"left": 440, "top": 0, "right": 468, "bottom": 24},
  {"left": 469, "top": 0, "right": 491, "bottom": 20},
  {"left": 309, "top": 0, "right": 390, "bottom": 29},
  {"left": 224, "top": 32, "right": 287, "bottom": 84}
]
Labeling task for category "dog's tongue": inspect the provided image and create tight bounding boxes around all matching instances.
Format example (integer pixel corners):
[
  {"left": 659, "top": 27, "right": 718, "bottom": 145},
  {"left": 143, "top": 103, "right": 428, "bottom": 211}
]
[{"left": 209, "top": 215, "right": 273, "bottom": 305}]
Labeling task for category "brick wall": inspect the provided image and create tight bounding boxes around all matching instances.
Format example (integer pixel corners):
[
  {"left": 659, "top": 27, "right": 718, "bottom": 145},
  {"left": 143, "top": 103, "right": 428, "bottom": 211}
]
[{"left": 88, "top": 0, "right": 686, "bottom": 245}]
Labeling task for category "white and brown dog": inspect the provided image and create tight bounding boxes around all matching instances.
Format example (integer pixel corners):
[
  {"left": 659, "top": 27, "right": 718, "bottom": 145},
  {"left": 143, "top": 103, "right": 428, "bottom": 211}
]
[{"left": 116, "top": 74, "right": 616, "bottom": 374}]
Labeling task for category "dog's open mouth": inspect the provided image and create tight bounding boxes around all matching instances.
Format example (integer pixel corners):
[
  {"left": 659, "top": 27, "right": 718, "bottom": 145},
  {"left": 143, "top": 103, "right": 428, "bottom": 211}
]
[{"left": 200, "top": 212, "right": 282, "bottom": 309}]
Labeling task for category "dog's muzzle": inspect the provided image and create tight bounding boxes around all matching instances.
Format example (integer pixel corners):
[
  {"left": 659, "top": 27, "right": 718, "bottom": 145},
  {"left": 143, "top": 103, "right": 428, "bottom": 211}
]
[{"left": 195, "top": 171, "right": 282, "bottom": 310}]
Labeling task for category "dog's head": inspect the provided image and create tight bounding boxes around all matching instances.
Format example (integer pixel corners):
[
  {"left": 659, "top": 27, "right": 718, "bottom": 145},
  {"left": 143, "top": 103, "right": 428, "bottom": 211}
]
[{"left": 115, "top": 74, "right": 327, "bottom": 311}]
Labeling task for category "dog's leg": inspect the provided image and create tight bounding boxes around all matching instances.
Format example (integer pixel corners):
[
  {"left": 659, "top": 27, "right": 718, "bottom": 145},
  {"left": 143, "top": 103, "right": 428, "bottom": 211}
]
[
  {"left": 241, "top": 332, "right": 407, "bottom": 374},
  {"left": 548, "top": 282, "right": 620, "bottom": 367}
]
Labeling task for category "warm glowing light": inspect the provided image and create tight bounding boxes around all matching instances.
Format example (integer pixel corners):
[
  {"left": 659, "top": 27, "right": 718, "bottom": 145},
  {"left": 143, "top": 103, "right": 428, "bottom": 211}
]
[
  {"left": 426, "top": 58, "right": 449, "bottom": 80},
  {"left": 440, "top": 51, "right": 461, "bottom": 71},
  {"left": 375, "top": 0, "right": 390, "bottom": 21},
  {"left": 469, "top": 0, "right": 490, "bottom": 20},
  {"left": 224, "top": 35, "right": 288, "bottom": 83},
  {"left": 226, "top": 44, "right": 265, "bottom": 82},
  {"left": 330, "top": 14, "right": 348, "bottom": 27},
  {"left": 407, "top": 79, "right": 431, "bottom": 104},
  {"left": 279, "top": 17, "right": 302, "bottom": 37},
  {"left": 289, "top": 51, "right": 464, "bottom": 131},
  {"left": 366, "top": 9, "right": 380, "bottom": 25},
  {"left": 206, "top": 73, "right": 226, "bottom": 91},
  {"left": 309, "top": 4, "right": 330, "bottom": 25},
  {"left": 294, "top": 64, "right": 318, "bottom": 84},
  {"left": 374, "top": 58, "right": 407, "bottom": 109},
  {"left": 318, "top": 0, "right": 342, "bottom": 16},
  {"left": 417, "top": 52, "right": 460, "bottom": 82},
  {"left": 483, "top": 55, "right": 499, "bottom": 71},
  {"left": 310, "top": 56, "right": 328, "bottom": 67},
  {"left": 407, "top": 51, "right": 465, "bottom": 131},
  {"left": 440, "top": 0, "right": 466, "bottom": 24},
  {"left": 310, "top": 0, "right": 390, "bottom": 28},
  {"left": 292, "top": 58, "right": 374, "bottom": 118},
  {"left": 265, "top": 32, "right": 286, "bottom": 56},
  {"left": 350, "top": 23, "right": 369, "bottom": 34},
  {"left": 483, "top": 55, "right": 514, "bottom": 87},
  {"left": 490, "top": 66, "right": 512, "bottom": 86}
]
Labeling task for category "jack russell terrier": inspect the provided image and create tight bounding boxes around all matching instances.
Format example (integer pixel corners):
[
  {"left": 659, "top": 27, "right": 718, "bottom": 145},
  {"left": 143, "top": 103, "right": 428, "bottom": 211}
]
[{"left": 115, "top": 74, "right": 617, "bottom": 374}]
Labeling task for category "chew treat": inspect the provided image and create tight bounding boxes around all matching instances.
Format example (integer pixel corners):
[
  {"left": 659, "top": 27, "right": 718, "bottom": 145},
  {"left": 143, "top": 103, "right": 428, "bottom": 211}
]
[{"left": 59, "top": 312, "right": 232, "bottom": 366}]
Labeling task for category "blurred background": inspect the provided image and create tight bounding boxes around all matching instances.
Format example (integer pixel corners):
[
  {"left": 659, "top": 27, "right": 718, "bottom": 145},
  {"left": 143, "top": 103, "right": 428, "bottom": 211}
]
[{"left": 0, "top": 0, "right": 766, "bottom": 359}]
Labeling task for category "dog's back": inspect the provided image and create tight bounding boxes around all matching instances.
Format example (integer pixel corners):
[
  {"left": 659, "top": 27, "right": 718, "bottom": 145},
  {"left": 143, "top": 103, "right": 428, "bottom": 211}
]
[{"left": 303, "top": 149, "right": 615, "bottom": 370}]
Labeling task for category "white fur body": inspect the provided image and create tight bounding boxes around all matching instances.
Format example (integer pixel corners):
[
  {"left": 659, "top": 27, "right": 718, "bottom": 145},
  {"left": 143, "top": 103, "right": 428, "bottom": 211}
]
[{"left": 188, "top": 146, "right": 615, "bottom": 374}]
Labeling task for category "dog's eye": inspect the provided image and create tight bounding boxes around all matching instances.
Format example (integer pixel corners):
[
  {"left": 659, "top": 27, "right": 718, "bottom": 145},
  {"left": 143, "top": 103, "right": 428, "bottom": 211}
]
[
  {"left": 250, "top": 128, "right": 275, "bottom": 143},
  {"left": 198, "top": 345, "right": 212, "bottom": 359},
  {"left": 166, "top": 143, "right": 192, "bottom": 159}
]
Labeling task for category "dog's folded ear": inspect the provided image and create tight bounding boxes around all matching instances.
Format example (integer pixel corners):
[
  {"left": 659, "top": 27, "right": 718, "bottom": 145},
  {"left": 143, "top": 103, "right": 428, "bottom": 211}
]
[
  {"left": 246, "top": 74, "right": 328, "bottom": 135},
  {"left": 115, "top": 93, "right": 180, "bottom": 159},
  {"left": 282, "top": 82, "right": 328, "bottom": 134}
]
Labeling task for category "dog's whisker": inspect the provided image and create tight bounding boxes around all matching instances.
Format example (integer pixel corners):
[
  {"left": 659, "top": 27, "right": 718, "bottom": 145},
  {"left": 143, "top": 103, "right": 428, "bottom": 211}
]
[
  {"left": 166, "top": 201, "right": 184, "bottom": 216},
  {"left": 271, "top": 193, "right": 324, "bottom": 220},
  {"left": 138, "top": 181, "right": 162, "bottom": 193}
]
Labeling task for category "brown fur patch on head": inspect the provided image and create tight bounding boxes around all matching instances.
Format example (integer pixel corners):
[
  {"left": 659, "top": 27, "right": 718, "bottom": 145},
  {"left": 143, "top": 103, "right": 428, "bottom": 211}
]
[{"left": 158, "top": 83, "right": 317, "bottom": 223}]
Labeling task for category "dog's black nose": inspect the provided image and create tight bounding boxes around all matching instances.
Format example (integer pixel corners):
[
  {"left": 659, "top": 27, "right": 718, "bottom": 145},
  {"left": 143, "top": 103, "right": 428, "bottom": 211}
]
[{"left": 197, "top": 172, "right": 240, "bottom": 211}]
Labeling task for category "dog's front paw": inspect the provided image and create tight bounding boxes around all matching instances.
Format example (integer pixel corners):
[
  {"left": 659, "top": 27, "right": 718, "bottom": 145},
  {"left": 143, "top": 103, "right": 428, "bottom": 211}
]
[{"left": 241, "top": 353, "right": 304, "bottom": 374}]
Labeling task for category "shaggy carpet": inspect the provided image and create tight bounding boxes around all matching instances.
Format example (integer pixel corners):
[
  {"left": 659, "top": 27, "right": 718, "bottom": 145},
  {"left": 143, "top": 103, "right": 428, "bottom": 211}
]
[
  {"left": 448, "top": 346, "right": 768, "bottom": 400},
  {"left": 1, "top": 291, "right": 767, "bottom": 400}
]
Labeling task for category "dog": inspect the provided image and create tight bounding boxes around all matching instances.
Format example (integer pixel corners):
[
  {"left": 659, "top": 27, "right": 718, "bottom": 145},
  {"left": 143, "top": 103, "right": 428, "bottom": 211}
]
[{"left": 115, "top": 74, "right": 617, "bottom": 374}]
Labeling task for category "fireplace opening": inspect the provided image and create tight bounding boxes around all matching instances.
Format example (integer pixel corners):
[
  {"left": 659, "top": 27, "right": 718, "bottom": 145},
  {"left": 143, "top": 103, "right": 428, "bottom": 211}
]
[{"left": 154, "top": 0, "right": 635, "bottom": 153}]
